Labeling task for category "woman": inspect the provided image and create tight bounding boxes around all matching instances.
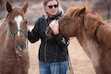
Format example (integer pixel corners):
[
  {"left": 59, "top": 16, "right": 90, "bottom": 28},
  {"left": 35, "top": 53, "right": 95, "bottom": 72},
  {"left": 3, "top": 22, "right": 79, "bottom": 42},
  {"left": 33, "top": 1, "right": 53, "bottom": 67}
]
[{"left": 28, "top": 0, "right": 69, "bottom": 74}]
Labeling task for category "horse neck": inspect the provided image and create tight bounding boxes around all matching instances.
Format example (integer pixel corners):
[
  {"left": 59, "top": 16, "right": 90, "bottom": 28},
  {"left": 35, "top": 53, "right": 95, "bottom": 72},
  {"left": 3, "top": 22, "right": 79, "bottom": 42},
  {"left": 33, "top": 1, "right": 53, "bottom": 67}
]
[
  {"left": 1, "top": 21, "right": 15, "bottom": 52},
  {"left": 83, "top": 14, "right": 111, "bottom": 48},
  {"left": 77, "top": 13, "right": 102, "bottom": 43},
  {"left": 77, "top": 22, "right": 111, "bottom": 74},
  {"left": 76, "top": 17, "right": 102, "bottom": 69}
]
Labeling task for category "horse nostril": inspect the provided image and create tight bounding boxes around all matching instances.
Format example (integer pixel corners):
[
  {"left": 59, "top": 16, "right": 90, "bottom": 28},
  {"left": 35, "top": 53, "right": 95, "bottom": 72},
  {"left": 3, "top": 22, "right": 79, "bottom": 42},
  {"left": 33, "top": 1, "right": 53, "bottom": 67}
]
[
  {"left": 15, "top": 44, "right": 26, "bottom": 49},
  {"left": 15, "top": 44, "right": 19, "bottom": 50},
  {"left": 14, "top": 44, "right": 22, "bottom": 51},
  {"left": 21, "top": 44, "right": 27, "bottom": 49}
]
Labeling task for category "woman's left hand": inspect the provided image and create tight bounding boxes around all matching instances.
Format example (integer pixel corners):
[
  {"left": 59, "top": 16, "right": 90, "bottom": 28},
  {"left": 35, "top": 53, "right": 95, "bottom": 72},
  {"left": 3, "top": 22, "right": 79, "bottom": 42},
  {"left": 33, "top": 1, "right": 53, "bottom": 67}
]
[{"left": 49, "top": 20, "right": 59, "bottom": 35}]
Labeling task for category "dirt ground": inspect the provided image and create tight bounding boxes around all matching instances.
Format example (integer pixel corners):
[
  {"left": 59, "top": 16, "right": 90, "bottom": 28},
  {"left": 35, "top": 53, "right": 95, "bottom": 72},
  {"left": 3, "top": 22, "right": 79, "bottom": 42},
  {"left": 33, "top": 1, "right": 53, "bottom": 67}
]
[{"left": 28, "top": 26, "right": 96, "bottom": 74}]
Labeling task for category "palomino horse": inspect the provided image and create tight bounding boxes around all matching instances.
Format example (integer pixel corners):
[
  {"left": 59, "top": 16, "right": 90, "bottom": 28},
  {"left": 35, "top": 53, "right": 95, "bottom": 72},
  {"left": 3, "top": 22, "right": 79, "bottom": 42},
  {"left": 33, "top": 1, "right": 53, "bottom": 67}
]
[
  {"left": 0, "top": 1, "right": 29, "bottom": 74},
  {"left": 46, "top": 4, "right": 111, "bottom": 74}
]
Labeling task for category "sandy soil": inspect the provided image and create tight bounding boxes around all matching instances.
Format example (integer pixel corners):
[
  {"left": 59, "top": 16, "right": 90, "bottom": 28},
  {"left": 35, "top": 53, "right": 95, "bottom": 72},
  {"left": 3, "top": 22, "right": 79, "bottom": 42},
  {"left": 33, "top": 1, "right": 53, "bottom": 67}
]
[{"left": 28, "top": 26, "right": 96, "bottom": 74}]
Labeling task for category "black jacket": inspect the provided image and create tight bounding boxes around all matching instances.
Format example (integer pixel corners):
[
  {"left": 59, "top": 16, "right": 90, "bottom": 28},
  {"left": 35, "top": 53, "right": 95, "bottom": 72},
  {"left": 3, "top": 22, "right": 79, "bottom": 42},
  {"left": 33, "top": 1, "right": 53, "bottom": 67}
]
[{"left": 28, "top": 12, "right": 69, "bottom": 63}]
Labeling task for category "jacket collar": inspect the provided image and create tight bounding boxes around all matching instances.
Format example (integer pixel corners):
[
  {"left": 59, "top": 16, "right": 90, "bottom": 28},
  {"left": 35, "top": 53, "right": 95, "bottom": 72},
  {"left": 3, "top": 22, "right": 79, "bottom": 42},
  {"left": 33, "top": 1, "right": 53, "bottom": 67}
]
[{"left": 47, "top": 12, "right": 62, "bottom": 21}]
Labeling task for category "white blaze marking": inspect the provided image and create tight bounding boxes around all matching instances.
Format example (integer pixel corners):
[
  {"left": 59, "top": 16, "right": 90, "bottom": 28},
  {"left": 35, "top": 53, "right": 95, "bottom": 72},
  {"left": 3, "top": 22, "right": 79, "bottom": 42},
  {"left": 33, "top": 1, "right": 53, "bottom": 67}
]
[{"left": 14, "top": 15, "right": 23, "bottom": 36}]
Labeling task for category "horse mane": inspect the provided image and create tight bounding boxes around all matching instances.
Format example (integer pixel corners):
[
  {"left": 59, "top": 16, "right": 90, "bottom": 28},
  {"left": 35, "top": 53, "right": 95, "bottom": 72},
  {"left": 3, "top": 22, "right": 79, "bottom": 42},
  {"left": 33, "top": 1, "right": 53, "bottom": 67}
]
[
  {"left": 66, "top": 3, "right": 92, "bottom": 20},
  {"left": 66, "top": 3, "right": 111, "bottom": 48},
  {"left": 96, "top": 23, "right": 111, "bottom": 48}
]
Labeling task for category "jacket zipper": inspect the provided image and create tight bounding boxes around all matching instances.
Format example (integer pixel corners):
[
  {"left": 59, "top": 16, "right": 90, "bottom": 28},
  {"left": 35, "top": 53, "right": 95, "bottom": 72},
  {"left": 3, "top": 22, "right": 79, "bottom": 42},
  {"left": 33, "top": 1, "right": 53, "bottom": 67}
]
[
  {"left": 55, "top": 45, "right": 58, "bottom": 62},
  {"left": 44, "top": 39, "right": 47, "bottom": 62}
]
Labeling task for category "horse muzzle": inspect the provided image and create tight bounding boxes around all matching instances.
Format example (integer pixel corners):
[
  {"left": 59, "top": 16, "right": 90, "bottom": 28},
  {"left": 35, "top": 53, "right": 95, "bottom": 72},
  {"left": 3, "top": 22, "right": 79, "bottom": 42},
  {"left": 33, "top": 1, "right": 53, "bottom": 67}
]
[
  {"left": 14, "top": 43, "right": 28, "bottom": 56},
  {"left": 45, "top": 26, "right": 54, "bottom": 38}
]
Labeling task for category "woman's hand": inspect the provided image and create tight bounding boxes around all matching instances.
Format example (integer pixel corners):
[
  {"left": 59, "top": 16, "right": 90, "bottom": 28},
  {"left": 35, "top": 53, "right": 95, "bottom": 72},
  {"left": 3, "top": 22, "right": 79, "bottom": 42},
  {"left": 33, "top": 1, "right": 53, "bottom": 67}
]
[{"left": 49, "top": 20, "right": 59, "bottom": 35}]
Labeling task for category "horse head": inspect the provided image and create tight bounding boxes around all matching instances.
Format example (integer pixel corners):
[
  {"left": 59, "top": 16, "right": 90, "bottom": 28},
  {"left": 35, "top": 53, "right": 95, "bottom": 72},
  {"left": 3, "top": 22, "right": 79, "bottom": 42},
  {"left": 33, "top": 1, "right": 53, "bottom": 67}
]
[{"left": 6, "top": 1, "right": 28, "bottom": 56}]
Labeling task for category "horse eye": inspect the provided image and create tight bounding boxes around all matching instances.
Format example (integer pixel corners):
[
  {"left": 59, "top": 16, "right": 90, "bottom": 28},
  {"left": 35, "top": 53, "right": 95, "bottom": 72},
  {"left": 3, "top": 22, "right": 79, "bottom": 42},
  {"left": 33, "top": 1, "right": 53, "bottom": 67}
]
[
  {"left": 9, "top": 22, "right": 12, "bottom": 25},
  {"left": 9, "top": 20, "right": 15, "bottom": 25},
  {"left": 24, "top": 20, "right": 28, "bottom": 24},
  {"left": 25, "top": 21, "right": 28, "bottom": 24}
]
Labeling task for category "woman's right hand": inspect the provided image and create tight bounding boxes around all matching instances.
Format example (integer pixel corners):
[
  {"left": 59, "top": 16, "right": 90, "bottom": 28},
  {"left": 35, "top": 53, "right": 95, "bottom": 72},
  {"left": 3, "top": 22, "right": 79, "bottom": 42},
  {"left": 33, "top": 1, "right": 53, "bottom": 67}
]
[{"left": 49, "top": 20, "right": 59, "bottom": 35}]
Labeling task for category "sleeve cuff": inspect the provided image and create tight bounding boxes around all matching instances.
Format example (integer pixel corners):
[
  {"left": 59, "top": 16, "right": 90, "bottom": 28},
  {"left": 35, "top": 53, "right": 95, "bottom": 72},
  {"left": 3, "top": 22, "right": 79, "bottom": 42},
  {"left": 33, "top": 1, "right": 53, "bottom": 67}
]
[{"left": 54, "top": 33, "right": 62, "bottom": 38}]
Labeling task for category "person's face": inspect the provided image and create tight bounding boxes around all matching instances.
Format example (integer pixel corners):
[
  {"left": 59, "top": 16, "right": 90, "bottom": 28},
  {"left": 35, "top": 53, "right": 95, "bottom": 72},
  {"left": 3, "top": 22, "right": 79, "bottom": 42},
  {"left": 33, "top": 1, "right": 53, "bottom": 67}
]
[{"left": 45, "top": 0, "right": 58, "bottom": 17}]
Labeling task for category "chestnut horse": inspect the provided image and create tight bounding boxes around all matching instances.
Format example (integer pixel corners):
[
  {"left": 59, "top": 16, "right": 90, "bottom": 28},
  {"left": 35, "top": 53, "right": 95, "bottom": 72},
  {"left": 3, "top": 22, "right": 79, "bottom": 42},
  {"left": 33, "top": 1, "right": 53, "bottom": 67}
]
[
  {"left": 0, "top": 1, "right": 29, "bottom": 74},
  {"left": 46, "top": 4, "right": 111, "bottom": 74}
]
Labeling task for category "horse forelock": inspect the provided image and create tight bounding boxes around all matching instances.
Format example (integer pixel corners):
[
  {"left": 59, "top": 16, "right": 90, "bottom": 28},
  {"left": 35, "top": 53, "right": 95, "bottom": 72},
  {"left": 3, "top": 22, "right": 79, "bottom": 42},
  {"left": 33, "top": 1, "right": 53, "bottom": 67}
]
[
  {"left": 6, "top": 7, "right": 25, "bottom": 22},
  {"left": 66, "top": 3, "right": 92, "bottom": 20}
]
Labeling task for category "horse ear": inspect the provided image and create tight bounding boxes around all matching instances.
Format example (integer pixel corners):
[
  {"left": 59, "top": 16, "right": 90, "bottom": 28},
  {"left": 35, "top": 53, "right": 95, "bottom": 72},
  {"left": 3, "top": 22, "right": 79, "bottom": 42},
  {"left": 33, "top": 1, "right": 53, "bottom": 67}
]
[
  {"left": 23, "top": 1, "right": 28, "bottom": 13},
  {"left": 6, "top": 2, "right": 12, "bottom": 13},
  {"left": 77, "top": 7, "right": 86, "bottom": 16}
]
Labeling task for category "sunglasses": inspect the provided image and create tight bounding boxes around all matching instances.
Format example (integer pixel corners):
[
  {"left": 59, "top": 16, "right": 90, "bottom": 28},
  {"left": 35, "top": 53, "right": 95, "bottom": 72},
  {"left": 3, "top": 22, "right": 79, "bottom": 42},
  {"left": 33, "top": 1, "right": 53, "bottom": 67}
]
[{"left": 47, "top": 4, "right": 58, "bottom": 9}]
